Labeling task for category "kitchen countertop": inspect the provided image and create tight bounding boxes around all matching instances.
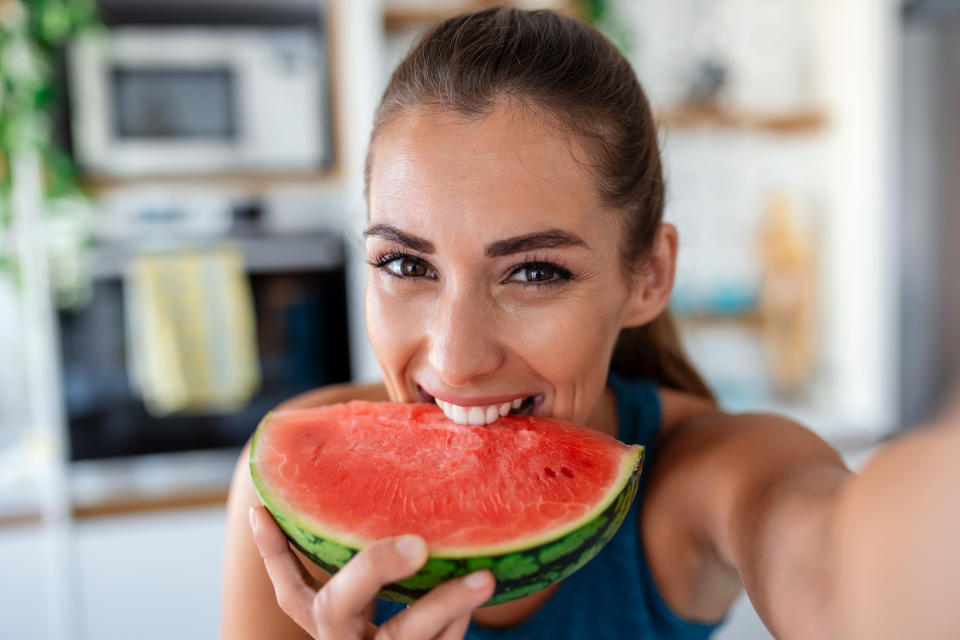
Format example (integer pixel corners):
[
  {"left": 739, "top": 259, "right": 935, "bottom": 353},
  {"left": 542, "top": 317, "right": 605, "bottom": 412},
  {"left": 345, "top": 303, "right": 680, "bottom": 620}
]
[{"left": 0, "top": 447, "right": 241, "bottom": 524}]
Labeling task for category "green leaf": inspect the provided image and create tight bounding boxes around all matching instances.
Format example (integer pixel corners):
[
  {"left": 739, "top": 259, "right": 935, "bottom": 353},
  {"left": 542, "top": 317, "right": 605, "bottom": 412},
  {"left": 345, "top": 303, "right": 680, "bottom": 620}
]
[{"left": 0, "top": 0, "right": 101, "bottom": 300}]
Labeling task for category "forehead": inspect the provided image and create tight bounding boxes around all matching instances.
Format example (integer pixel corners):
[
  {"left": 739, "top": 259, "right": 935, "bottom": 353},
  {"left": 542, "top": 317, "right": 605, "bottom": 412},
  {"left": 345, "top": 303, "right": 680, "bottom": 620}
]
[{"left": 367, "top": 106, "right": 607, "bottom": 240}]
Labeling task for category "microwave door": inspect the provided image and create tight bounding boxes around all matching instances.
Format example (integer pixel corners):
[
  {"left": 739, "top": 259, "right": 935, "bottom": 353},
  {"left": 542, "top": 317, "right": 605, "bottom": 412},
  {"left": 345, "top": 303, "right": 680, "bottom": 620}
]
[
  {"left": 106, "top": 65, "right": 243, "bottom": 175},
  {"left": 112, "top": 67, "right": 237, "bottom": 141}
]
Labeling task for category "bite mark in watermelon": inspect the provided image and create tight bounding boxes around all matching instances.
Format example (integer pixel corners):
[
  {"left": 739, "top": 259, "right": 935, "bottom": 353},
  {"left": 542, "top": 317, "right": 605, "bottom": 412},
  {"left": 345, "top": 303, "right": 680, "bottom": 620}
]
[{"left": 250, "top": 401, "right": 644, "bottom": 606}]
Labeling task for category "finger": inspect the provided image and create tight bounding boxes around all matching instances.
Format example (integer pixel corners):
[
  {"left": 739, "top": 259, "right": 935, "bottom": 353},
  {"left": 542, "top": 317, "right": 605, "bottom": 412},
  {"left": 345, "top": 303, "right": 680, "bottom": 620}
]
[
  {"left": 376, "top": 570, "right": 495, "bottom": 640},
  {"left": 250, "top": 506, "right": 319, "bottom": 589},
  {"left": 254, "top": 509, "right": 325, "bottom": 591},
  {"left": 249, "top": 506, "right": 317, "bottom": 631},
  {"left": 313, "top": 535, "right": 428, "bottom": 634},
  {"left": 437, "top": 614, "right": 473, "bottom": 640}
]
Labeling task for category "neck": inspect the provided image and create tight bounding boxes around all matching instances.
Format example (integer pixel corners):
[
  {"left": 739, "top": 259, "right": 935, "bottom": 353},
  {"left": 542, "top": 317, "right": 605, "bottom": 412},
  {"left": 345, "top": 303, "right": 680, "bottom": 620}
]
[{"left": 585, "top": 383, "right": 620, "bottom": 439}]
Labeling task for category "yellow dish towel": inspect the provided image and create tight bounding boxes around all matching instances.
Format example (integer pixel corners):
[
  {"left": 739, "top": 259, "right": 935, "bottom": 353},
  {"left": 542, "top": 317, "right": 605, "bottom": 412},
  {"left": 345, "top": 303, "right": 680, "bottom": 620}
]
[{"left": 125, "top": 245, "right": 261, "bottom": 416}]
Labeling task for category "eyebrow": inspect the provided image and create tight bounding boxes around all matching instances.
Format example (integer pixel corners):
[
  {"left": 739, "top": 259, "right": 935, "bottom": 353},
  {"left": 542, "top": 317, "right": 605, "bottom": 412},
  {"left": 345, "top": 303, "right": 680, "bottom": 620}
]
[
  {"left": 363, "top": 224, "right": 435, "bottom": 253},
  {"left": 485, "top": 229, "right": 589, "bottom": 257},
  {"left": 363, "top": 224, "right": 589, "bottom": 257}
]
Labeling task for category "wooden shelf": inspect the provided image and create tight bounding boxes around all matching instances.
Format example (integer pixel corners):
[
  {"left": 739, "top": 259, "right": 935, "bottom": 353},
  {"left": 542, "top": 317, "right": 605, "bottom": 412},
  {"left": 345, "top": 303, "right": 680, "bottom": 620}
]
[
  {"left": 384, "top": 5, "right": 470, "bottom": 29},
  {"left": 656, "top": 104, "right": 828, "bottom": 134},
  {"left": 0, "top": 511, "right": 43, "bottom": 528},
  {"left": 674, "top": 311, "right": 765, "bottom": 332},
  {"left": 384, "top": 1, "right": 577, "bottom": 30}
]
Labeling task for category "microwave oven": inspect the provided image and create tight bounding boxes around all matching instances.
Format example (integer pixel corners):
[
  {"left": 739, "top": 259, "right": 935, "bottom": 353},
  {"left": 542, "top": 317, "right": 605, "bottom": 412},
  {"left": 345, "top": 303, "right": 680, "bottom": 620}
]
[{"left": 66, "top": 26, "right": 331, "bottom": 176}]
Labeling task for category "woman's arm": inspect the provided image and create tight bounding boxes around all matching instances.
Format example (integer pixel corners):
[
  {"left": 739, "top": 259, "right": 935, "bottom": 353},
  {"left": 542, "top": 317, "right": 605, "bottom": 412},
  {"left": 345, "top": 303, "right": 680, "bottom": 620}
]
[
  {"left": 830, "top": 417, "right": 960, "bottom": 639},
  {"left": 659, "top": 407, "right": 960, "bottom": 639},
  {"left": 649, "top": 411, "right": 849, "bottom": 637},
  {"left": 220, "top": 382, "right": 388, "bottom": 640},
  {"left": 221, "top": 439, "right": 313, "bottom": 640}
]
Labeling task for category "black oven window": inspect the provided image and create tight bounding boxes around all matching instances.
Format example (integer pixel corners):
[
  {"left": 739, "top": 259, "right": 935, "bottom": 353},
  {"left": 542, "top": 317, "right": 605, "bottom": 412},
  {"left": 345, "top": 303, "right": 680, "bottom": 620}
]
[
  {"left": 59, "top": 267, "right": 352, "bottom": 460},
  {"left": 111, "top": 66, "right": 237, "bottom": 139}
]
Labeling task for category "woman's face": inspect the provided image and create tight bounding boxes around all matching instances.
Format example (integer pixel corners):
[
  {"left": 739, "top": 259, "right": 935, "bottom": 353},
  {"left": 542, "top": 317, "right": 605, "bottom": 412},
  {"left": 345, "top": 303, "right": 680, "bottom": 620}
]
[{"left": 365, "top": 105, "right": 654, "bottom": 429}]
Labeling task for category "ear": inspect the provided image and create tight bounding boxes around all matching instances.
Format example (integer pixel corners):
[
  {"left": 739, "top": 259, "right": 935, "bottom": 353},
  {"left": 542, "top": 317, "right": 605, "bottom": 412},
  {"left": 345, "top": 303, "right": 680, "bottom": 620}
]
[{"left": 622, "top": 223, "right": 678, "bottom": 328}]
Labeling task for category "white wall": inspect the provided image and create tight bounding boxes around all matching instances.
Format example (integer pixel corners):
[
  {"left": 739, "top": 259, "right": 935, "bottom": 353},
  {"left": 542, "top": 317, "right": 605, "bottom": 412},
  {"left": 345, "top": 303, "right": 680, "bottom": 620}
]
[
  {"left": 612, "top": 0, "right": 903, "bottom": 441},
  {"left": 811, "top": 0, "right": 901, "bottom": 437}
]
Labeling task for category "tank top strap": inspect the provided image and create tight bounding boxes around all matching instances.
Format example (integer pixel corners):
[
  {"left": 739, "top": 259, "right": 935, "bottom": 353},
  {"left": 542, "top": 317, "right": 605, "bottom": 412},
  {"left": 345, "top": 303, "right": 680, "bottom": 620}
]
[{"left": 606, "top": 372, "right": 726, "bottom": 637}]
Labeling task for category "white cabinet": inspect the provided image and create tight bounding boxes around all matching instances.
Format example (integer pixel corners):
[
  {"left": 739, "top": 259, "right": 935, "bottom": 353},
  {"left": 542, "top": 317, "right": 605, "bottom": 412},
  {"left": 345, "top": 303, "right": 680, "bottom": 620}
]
[
  {"left": 1, "top": 506, "right": 227, "bottom": 640},
  {"left": 0, "top": 522, "right": 49, "bottom": 640},
  {"left": 74, "top": 507, "right": 227, "bottom": 640}
]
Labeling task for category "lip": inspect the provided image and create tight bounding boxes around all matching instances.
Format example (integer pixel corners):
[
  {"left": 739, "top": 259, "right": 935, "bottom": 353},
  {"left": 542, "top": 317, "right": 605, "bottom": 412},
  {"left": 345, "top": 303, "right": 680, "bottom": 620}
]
[{"left": 417, "top": 384, "right": 536, "bottom": 408}]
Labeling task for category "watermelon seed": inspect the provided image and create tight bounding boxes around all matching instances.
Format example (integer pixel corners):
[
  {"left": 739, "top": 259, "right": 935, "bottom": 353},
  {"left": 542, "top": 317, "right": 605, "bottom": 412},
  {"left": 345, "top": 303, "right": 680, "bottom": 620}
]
[
  {"left": 544, "top": 467, "right": 556, "bottom": 479},
  {"left": 561, "top": 467, "right": 575, "bottom": 479}
]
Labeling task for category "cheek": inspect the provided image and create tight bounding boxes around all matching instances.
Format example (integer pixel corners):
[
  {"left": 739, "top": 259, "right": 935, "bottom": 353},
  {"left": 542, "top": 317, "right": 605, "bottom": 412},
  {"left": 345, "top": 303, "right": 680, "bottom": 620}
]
[
  {"left": 508, "top": 295, "right": 623, "bottom": 384},
  {"left": 366, "top": 282, "right": 413, "bottom": 367},
  {"left": 365, "top": 274, "right": 424, "bottom": 370}
]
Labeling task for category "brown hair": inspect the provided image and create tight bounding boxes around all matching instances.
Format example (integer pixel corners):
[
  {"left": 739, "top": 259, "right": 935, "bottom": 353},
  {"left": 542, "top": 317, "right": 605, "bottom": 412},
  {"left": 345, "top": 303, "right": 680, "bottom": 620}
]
[{"left": 366, "top": 7, "right": 713, "bottom": 400}]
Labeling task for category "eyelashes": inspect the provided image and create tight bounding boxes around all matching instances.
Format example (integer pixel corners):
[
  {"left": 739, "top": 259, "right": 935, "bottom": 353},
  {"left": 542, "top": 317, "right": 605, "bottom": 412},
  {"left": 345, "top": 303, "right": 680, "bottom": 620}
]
[
  {"left": 367, "top": 249, "right": 576, "bottom": 289},
  {"left": 505, "top": 260, "right": 575, "bottom": 288},
  {"left": 367, "top": 251, "right": 437, "bottom": 280}
]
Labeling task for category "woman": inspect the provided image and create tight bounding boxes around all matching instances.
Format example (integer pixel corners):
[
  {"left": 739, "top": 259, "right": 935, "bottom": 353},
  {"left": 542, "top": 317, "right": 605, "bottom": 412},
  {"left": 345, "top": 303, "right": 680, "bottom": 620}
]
[{"left": 222, "top": 8, "right": 959, "bottom": 639}]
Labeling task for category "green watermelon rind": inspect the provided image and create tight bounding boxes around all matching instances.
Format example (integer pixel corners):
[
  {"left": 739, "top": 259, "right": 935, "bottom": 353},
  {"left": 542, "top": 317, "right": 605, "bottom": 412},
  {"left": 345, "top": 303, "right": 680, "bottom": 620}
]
[{"left": 249, "top": 410, "right": 644, "bottom": 606}]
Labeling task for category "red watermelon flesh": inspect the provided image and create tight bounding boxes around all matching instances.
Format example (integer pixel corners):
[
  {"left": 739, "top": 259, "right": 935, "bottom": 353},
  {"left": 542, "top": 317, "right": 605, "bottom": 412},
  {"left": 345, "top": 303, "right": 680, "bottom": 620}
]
[{"left": 252, "top": 401, "right": 639, "bottom": 555}]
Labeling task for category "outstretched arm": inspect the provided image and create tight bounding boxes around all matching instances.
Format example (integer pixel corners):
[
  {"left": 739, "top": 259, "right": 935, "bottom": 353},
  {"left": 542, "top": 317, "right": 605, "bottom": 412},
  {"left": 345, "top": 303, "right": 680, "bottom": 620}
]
[
  {"left": 651, "top": 411, "right": 849, "bottom": 638},
  {"left": 830, "top": 414, "right": 960, "bottom": 639},
  {"left": 657, "top": 405, "right": 959, "bottom": 639}
]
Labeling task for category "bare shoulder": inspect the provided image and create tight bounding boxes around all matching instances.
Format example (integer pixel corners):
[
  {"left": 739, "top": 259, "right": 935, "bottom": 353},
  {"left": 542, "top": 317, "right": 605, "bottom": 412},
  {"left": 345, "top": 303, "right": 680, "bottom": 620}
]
[
  {"left": 221, "top": 381, "right": 388, "bottom": 639},
  {"left": 654, "top": 386, "right": 842, "bottom": 468},
  {"left": 222, "top": 440, "right": 315, "bottom": 638},
  {"left": 277, "top": 380, "right": 389, "bottom": 410},
  {"left": 642, "top": 388, "right": 849, "bottom": 623},
  {"left": 650, "top": 390, "right": 846, "bottom": 511},
  {"left": 655, "top": 386, "right": 719, "bottom": 433}
]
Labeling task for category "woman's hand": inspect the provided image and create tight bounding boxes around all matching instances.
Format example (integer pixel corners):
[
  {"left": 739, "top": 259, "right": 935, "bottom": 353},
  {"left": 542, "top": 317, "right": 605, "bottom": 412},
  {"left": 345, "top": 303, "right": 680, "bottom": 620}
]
[{"left": 248, "top": 506, "right": 495, "bottom": 639}]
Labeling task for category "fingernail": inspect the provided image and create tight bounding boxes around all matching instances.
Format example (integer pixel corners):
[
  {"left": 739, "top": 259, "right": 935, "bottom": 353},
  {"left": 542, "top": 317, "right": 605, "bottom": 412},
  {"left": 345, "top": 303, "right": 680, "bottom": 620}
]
[
  {"left": 464, "top": 570, "right": 491, "bottom": 590},
  {"left": 395, "top": 535, "right": 426, "bottom": 561},
  {"left": 248, "top": 507, "right": 258, "bottom": 534}
]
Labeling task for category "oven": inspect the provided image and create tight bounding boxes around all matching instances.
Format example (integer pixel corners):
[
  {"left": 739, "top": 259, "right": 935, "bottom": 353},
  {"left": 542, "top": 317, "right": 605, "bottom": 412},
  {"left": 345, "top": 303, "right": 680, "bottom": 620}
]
[{"left": 58, "top": 233, "right": 351, "bottom": 461}]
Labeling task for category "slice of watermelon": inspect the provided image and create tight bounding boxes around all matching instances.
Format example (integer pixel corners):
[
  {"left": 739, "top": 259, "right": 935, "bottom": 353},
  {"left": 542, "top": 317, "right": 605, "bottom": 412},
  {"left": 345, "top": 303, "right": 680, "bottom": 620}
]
[{"left": 250, "top": 401, "right": 644, "bottom": 606}]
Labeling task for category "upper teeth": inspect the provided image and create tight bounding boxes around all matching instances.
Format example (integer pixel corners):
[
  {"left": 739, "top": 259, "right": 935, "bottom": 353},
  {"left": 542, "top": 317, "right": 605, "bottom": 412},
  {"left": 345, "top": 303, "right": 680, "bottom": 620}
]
[{"left": 435, "top": 397, "right": 525, "bottom": 425}]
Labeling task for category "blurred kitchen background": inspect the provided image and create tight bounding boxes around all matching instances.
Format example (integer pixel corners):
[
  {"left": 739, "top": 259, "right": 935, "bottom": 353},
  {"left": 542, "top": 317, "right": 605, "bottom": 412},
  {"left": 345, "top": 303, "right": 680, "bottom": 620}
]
[{"left": 0, "top": 0, "right": 957, "bottom": 638}]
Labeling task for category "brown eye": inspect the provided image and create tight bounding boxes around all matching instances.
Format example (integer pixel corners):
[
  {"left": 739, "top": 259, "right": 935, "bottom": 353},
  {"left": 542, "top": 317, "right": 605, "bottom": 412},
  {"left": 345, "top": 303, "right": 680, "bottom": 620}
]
[
  {"left": 508, "top": 262, "right": 571, "bottom": 286},
  {"left": 524, "top": 265, "right": 554, "bottom": 282},
  {"left": 386, "top": 256, "right": 432, "bottom": 278}
]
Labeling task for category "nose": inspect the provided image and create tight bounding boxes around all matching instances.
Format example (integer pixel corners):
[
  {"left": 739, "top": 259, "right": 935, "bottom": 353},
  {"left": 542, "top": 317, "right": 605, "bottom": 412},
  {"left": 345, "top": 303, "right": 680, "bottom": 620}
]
[{"left": 426, "top": 288, "right": 504, "bottom": 387}]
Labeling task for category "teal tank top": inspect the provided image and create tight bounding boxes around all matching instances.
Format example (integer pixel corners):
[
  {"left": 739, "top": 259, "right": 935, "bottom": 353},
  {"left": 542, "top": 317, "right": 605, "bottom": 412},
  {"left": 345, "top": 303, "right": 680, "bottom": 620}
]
[{"left": 375, "top": 374, "right": 724, "bottom": 638}]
